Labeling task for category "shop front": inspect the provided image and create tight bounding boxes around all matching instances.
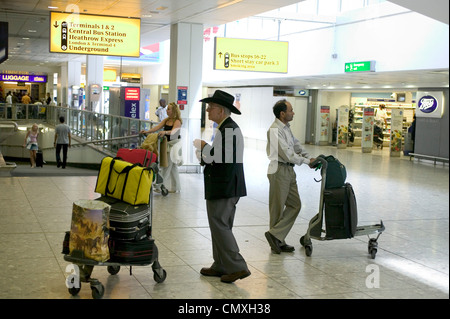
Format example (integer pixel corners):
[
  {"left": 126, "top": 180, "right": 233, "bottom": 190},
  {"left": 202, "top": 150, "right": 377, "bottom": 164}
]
[{"left": 0, "top": 73, "right": 48, "bottom": 103}]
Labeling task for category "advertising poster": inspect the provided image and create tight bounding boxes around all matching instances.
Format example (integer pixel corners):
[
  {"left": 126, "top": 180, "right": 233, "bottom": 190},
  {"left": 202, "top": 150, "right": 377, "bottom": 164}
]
[
  {"left": 337, "top": 106, "right": 349, "bottom": 149},
  {"left": 319, "top": 105, "right": 330, "bottom": 145},
  {"left": 124, "top": 87, "right": 139, "bottom": 119},
  {"left": 361, "top": 107, "right": 375, "bottom": 152}
]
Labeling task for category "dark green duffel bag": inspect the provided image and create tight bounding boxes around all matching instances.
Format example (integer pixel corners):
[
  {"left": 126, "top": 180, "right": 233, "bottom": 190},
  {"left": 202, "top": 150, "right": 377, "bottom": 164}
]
[{"left": 324, "top": 155, "right": 347, "bottom": 189}]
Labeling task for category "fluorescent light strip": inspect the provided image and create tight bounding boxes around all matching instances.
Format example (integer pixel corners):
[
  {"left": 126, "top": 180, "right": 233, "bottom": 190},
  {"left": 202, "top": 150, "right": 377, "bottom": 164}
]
[{"left": 218, "top": 0, "right": 243, "bottom": 9}]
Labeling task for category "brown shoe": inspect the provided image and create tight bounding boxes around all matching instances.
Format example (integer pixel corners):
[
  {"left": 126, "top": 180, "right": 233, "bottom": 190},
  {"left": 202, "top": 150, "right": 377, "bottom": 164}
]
[
  {"left": 220, "top": 270, "right": 251, "bottom": 283},
  {"left": 200, "top": 267, "right": 223, "bottom": 277}
]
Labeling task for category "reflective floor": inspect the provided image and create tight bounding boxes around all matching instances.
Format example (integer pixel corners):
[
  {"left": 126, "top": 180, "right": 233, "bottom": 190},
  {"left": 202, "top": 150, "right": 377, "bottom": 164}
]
[{"left": 0, "top": 144, "right": 448, "bottom": 299}]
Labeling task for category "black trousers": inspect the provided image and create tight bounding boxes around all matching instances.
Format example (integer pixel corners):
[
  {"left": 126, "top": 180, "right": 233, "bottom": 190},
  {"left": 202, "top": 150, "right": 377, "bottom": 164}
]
[{"left": 56, "top": 144, "right": 69, "bottom": 167}]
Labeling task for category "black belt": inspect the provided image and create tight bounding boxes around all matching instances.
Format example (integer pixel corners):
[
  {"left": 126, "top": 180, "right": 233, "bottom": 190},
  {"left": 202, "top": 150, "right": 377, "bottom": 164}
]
[{"left": 278, "top": 161, "right": 295, "bottom": 167}]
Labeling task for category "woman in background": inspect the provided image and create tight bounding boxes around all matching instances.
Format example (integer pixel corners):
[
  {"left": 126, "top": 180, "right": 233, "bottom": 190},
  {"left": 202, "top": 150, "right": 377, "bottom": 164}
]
[
  {"left": 140, "top": 102, "right": 182, "bottom": 193},
  {"left": 23, "top": 123, "right": 39, "bottom": 168}
]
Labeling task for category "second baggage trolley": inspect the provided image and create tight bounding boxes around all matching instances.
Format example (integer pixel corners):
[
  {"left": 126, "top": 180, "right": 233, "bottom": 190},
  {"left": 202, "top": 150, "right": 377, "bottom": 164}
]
[{"left": 300, "top": 155, "right": 385, "bottom": 259}]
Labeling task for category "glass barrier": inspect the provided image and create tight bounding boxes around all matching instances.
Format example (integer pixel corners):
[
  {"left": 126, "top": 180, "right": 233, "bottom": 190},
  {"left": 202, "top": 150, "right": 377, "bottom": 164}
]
[{"left": 0, "top": 102, "right": 157, "bottom": 152}]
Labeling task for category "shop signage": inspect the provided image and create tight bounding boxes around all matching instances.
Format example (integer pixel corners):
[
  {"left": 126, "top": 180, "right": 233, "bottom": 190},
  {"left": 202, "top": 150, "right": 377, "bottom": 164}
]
[
  {"left": 418, "top": 95, "right": 438, "bottom": 113},
  {"left": 49, "top": 12, "right": 140, "bottom": 57},
  {"left": 345, "top": 61, "right": 375, "bottom": 72},
  {"left": 214, "top": 37, "right": 288, "bottom": 73},
  {"left": 0, "top": 73, "right": 47, "bottom": 83},
  {"left": 124, "top": 87, "right": 140, "bottom": 119},
  {"left": 415, "top": 91, "right": 443, "bottom": 118}
]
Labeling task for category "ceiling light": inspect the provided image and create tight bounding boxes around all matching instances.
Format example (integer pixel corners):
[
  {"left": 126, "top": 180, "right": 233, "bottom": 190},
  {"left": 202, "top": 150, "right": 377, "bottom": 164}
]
[
  {"left": 28, "top": 29, "right": 37, "bottom": 33},
  {"left": 218, "top": 0, "right": 243, "bottom": 9},
  {"left": 48, "top": 6, "right": 58, "bottom": 9},
  {"left": 155, "top": 6, "right": 168, "bottom": 11},
  {"left": 22, "top": 37, "right": 30, "bottom": 40},
  {"left": 142, "top": 14, "right": 152, "bottom": 18}
]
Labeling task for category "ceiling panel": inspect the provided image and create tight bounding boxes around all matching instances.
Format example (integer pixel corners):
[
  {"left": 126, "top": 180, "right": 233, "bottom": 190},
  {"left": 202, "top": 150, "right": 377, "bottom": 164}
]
[{"left": 0, "top": 0, "right": 448, "bottom": 90}]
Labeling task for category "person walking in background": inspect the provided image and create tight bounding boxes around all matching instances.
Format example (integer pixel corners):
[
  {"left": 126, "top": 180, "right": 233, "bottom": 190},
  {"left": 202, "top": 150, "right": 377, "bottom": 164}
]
[
  {"left": 155, "top": 98, "right": 168, "bottom": 122},
  {"left": 193, "top": 90, "right": 250, "bottom": 284},
  {"left": 265, "top": 99, "right": 316, "bottom": 254},
  {"left": 46, "top": 93, "right": 52, "bottom": 105},
  {"left": 54, "top": 116, "right": 71, "bottom": 169},
  {"left": 23, "top": 123, "right": 39, "bottom": 168}
]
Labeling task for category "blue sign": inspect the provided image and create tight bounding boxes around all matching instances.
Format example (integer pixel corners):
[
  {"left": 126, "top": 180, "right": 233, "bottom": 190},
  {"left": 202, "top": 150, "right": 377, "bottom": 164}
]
[
  {"left": 418, "top": 95, "right": 438, "bottom": 114},
  {"left": 177, "top": 86, "right": 188, "bottom": 105}
]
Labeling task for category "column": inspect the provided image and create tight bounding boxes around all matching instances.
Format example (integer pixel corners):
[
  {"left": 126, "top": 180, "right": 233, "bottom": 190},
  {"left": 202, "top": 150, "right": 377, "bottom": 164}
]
[
  {"left": 168, "top": 22, "right": 204, "bottom": 165},
  {"left": 60, "top": 61, "right": 81, "bottom": 107},
  {"left": 86, "top": 55, "right": 104, "bottom": 112}
]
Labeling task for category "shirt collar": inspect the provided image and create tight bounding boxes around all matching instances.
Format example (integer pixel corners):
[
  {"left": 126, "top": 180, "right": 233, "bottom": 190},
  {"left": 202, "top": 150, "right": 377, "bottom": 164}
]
[
  {"left": 217, "top": 116, "right": 229, "bottom": 130},
  {"left": 275, "top": 118, "right": 290, "bottom": 129}
]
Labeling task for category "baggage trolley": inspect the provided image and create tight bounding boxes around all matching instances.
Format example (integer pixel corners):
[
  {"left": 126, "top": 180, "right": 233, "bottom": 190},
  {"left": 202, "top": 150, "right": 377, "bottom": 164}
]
[
  {"left": 300, "top": 155, "right": 385, "bottom": 259},
  {"left": 373, "top": 125, "right": 384, "bottom": 149},
  {"left": 62, "top": 162, "right": 166, "bottom": 299}
]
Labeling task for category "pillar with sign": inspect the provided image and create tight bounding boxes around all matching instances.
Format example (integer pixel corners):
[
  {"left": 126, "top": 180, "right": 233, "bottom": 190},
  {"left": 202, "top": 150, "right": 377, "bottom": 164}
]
[
  {"left": 168, "top": 22, "right": 204, "bottom": 166},
  {"left": 337, "top": 106, "right": 349, "bottom": 149},
  {"left": 390, "top": 109, "right": 403, "bottom": 157},
  {"left": 319, "top": 105, "right": 330, "bottom": 146},
  {"left": 361, "top": 107, "right": 375, "bottom": 153}
]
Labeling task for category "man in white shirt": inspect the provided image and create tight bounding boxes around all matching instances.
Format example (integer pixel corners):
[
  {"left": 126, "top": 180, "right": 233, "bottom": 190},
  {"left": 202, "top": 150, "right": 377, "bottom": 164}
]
[
  {"left": 265, "top": 99, "right": 316, "bottom": 254},
  {"left": 155, "top": 99, "right": 168, "bottom": 122}
]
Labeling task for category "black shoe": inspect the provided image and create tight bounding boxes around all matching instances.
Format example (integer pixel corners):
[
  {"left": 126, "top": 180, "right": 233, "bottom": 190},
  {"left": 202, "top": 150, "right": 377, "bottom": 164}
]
[
  {"left": 280, "top": 244, "right": 295, "bottom": 253},
  {"left": 57, "top": 161, "right": 61, "bottom": 168},
  {"left": 265, "top": 231, "right": 281, "bottom": 254},
  {"left": 62, "top": 166, "right": 66, "bottom": 169}
]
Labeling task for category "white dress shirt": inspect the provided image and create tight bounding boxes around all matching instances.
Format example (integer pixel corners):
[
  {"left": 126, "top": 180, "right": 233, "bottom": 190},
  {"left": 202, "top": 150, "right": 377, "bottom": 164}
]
[{"left": 266, "top": 118, "right": 311, "bottom": 174}]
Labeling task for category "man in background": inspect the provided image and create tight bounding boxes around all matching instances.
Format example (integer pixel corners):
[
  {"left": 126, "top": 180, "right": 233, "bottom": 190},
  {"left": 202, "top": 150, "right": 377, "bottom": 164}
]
[
  {"left": 155, "top": 98, "right": 168, "bottom": 122},
  {"left": 54, "top": 116, "right": 71, "bottom": 169}
]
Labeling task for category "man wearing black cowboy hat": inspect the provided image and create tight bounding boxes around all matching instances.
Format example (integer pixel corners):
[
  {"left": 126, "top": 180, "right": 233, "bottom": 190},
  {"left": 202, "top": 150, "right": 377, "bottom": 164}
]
[{"left": 193, "top": 89, "right": 250, "bottom": 283}]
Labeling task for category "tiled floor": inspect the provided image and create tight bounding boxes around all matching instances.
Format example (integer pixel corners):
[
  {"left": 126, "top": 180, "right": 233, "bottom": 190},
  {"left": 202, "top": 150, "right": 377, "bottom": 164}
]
[{"left": 0, "top": 144, "right": 448, "bottom": 299}]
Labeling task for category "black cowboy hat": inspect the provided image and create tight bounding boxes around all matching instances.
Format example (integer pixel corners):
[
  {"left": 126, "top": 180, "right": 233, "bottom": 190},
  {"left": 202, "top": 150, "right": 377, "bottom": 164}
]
[{"left": 199, "top": 90, "right": 241, "bottom": 115}]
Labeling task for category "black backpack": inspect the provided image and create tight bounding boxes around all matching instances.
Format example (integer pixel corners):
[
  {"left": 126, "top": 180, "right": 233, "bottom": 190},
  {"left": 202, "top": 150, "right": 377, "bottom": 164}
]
[{"left": 324, "top": 155, "right": 347, "bottom": 189}]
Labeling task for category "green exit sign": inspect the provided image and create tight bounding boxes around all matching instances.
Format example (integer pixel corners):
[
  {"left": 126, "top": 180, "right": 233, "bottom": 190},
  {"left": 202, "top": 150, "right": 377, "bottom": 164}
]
[{"left": 345, "top": 61, "right": 375, "bottom": 72}]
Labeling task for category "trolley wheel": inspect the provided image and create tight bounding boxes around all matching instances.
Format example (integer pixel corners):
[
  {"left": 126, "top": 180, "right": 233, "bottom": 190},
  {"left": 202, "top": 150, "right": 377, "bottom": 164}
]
[
  {"left": 68, "top": 286, "right": 81, "bottom": 296},
  {"left": 305, "top": 245, "right": 313, "bottom": 257},
  {"left": 67, "top": 273, "right": 81, "bottom": 296},
  {"left": 91, "top": 282, "right": 105, "bottom": 299},
  {"left": 153, "top": 269, "right": 167, "bottom": 283},
  {"left": 107, "top": 265, "right": 120, "bottom": 275},
  {"left": 300, "top": 236, "right": 305, "bottom": 247},
  {"left": 370, "top": 248, "right": 377, "bottom": 259},
  {"left": 161, "top": 185, "right": 169, "bottom": 197}
]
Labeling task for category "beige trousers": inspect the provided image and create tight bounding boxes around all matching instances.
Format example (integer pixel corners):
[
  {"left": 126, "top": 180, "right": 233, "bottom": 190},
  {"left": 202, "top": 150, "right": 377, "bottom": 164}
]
[{"left": 267, "top": 164, "right": 301, "bottom": 244}]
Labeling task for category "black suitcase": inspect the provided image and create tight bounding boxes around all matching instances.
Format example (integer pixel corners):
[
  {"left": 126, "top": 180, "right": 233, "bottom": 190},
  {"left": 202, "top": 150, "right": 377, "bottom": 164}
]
[
  {"left": 323, "top": 182, "right": 358, "bottom": 239},
  {"left": 36, "top": 150, "right": 44, "bottom": 167},
  {"left": 108, "top": 236, "right": 155, "bottom": 264},
  {"left": 96, "top": 196, "right": 151, "bottom": 241}
]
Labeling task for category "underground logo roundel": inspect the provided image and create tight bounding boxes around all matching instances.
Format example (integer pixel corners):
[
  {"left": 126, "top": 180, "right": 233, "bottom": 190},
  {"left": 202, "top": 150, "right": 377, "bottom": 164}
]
[{"left": 418, "top": 95, "right": 438, "bottom": 114}]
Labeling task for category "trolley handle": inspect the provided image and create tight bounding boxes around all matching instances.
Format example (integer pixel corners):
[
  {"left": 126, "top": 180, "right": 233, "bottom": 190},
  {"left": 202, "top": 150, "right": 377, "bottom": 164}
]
[
  {"left": 311, "top": 155, "right": 328, "bottom": 183},
  {"left": 310, "top": 154, "right": 328, "bottom": 170}
]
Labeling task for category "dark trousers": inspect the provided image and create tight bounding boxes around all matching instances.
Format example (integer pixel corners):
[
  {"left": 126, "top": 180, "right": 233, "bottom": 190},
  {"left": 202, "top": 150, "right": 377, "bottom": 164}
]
[
  {"left": 56, "top": 144, "right": 69, "bottom": 167},
  {"left": 206, "top": 197, "right": 248, "bottom": 274}
]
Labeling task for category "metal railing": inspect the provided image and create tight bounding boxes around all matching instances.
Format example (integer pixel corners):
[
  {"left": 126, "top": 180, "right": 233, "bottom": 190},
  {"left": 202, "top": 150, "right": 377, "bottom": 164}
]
[{"left": 0, "top": 102, "right": 158, "bottom": 154}]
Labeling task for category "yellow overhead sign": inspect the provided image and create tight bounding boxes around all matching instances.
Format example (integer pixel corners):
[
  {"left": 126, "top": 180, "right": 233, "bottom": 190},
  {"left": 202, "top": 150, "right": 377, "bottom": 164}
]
[
  {"left": 50, "top": 12, "right": 140, "bottom": 57},
  {"left": 214, "top": 37, "right": 288, "bottom": 73}
]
